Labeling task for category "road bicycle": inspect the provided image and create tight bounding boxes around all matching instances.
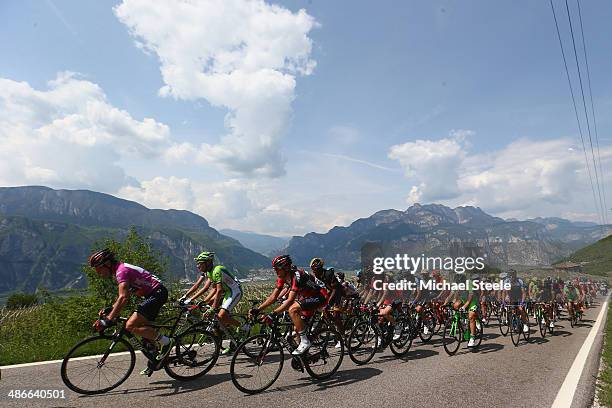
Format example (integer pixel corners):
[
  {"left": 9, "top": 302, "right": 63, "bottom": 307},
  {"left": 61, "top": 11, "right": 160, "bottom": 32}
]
[
  {"left": 534, "top": 302, "right": 554, "bottom": 337},
  {"left": 346, "top": 302, "right": 413, "bottom": 365},
  {"left": 230, "top": 312, "right": 344, "bottom": 394},
  {"left": 508, "top": 305, "right": 530, "bottom": 346},
  {"left": 61, "top": 304, "right": 220, "bottom": 395},
  {"left": 442, "top": 307, "right": 483, "bottom": 355}
]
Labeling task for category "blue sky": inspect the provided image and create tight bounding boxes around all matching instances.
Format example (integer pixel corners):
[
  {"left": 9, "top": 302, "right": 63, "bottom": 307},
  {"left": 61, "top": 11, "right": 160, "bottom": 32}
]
[{"left": 1, "top": 0, "right": 611, "bottom": 235}]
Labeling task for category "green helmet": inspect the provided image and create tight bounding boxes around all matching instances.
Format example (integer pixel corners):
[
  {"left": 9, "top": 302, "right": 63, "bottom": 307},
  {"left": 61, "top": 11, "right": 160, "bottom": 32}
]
[{"left": 195, "top": 251, "right": 215, "bottom": 264}]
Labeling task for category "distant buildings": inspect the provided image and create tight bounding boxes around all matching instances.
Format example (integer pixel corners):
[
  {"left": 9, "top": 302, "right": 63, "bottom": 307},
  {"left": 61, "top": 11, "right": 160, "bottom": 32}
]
[{"left": 552, "top": 261, "right": 583, "bottom": 274}]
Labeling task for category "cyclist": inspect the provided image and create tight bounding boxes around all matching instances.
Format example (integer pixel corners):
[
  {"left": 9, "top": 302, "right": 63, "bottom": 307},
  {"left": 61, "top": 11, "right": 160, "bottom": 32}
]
[
  {"left": 249, "top": 255, "right": 327, "bottom": 355},
  {"left": 89, "top": 248, "right": 173, "bottom": 376},
  {"left": 454, "top": 272, "right": 480, "bottom": 348},
  {"left": 376, "top": 272, "right": 402, "bottom": 341},
  {"left": 309, "top": 258, "right": 345, "bottom": 347},
  {"left": 528, "top": 277, "right": 541, "bottom": 302},
  {"left": 309, "top": 258, "right": 342, "bottom": 309},
  {"left": 542, "top": 277, "right": 555, "bottom": 329},
  {"left": 337, "top": 271, "right": 360, "bottom": 302},
  {"left": 179, "top": 251, "right": 243, "bottom": 354},
  {"left": 414, "top": 269, "right": 433, "bottom": 335},
  {"left": 507, "top": 270, "right": 528, "bottom": 333},
  {"left": 564, "top": 280, "right": 580, "bottom": 319}
]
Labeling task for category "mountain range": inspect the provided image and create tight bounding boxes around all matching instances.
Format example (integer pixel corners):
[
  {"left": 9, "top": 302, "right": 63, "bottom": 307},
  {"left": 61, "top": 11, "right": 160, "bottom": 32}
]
[
  {"left": 283, "top": 203, "right": 608, "bottom": 269},
  {"left": 2, "top": 186, "right": 608, "bottom": 294},
  {"left": 0, "top": 186, "right": 269, "bottom": 294},
  {"left": 219, "top": 229, "right": 289, "bottom": 257}
]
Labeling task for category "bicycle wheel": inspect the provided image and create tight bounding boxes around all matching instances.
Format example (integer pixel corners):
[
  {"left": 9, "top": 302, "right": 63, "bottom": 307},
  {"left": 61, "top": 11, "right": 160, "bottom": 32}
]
[
  {"left": 230, "top": 334, "right": 284, "bottom": 394},
  {"left": 342, "top": 316, "right": 359, "bottom": 341},
  {"left": 164, "top": 326, "right": 220, "bottom": 380},
  {"left": 304, "top": 328, "right": 344, "bottom": 379},
  {"left": 347, "top": 321, "right": 378, "bottom": 365},
  {"left": 538, "top": 313, "right": 546, "bottom": 338},
  {"left": 510, "top": 315, "right": 521, "bottom": 346},
  {"left": 442, "top": 318, "right": 461, "bottom": 356},
  {"left": 485, "top": 303, "right": 493, "bottom": 323},
  {"left": 61, "top": 335, "right": 135, "bottom": 395},
  {"left": 473, "top": 318, "right": 484, "bottom": 348},
  {"left": 418, "top": 311, "right": 435, "bottom": 343},
  {"left": 433, "top": 312, "right": 443, "bottom": 334},
  {"left": 522, "top": 314, "right": 531, "bottom": 342},
  {"left": 499, "top": 308, "right": 509, "bottom": 336},
  {"left": 390, "top": 317, "right": 413, "bottom": 356},
  {"left": 569, "top": 309, "right": 576, "bottom": 328}
]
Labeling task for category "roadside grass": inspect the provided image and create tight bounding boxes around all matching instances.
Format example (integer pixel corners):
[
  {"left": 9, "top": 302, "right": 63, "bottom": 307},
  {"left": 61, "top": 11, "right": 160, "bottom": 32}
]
[
  {"left": 0, "top": 283, "right": 274, "bottom": 366},
  {"left": 597, "top": 298, "right": 612, "bottom": 407}
]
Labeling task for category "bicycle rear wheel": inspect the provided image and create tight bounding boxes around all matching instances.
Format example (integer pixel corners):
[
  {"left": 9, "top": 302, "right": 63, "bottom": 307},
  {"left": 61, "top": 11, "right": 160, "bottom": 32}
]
[
  {"left": 164, "top": 326, "right": 220, "bottom": 380},
  {"left": 347, "top": 321, "right": 378, "bottom": 365},
  {"left": 230, "top": 334, "right": 284, "bottom": 394},
  {"left": 304, "top": 328, "right": 344, "bottom": 379},
  {"left": 61, "top": 335, "right": 135, "bottom": 395}
]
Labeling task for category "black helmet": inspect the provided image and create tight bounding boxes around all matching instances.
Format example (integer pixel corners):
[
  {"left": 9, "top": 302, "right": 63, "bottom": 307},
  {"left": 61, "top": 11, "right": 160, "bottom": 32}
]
[
  {"left": 89, "top": 248, "right": 115, "bottom": 267},
  {"left": 337, "top": 271, "right": 345, "bottom": 281}
]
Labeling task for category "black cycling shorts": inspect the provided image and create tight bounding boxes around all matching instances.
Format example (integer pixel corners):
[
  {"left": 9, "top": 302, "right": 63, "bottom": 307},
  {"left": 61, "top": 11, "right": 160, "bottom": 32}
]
[
  {"left": 297, "top": 294, "right": 326, "bottom": 311},
  {"left": 137, "top": 285, "right": 168, "bottom": 321}
]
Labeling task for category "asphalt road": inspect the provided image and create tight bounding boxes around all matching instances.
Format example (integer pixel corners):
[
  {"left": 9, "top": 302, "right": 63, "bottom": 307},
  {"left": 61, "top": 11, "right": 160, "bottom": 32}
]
[{"left": 0, "top": 297, "right": 608, "bottom": 408}]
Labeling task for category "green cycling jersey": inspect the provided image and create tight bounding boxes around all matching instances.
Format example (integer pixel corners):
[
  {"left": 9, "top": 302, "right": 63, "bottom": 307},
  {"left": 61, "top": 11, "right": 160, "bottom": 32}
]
[{"left": 206, "top": 265, "right": 241, "bottom": 296}]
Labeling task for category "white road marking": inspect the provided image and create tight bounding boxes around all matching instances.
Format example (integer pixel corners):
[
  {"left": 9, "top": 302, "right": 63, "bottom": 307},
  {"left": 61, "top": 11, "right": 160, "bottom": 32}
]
[
  {"left": 1, "top": 351, "right": 132, "bottom": 370},
  {"left": 551, "top": 296, "right": 609, "bottom": 408}
]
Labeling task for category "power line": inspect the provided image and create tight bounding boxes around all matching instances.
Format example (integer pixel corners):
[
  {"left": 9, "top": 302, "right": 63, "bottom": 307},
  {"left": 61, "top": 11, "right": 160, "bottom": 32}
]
[
  {"left": 575, "top": 0, "right": 608, "bottom": 227},
  {"left": 549, "top": 0, "right": 604, "bottom": 228},
  {"left": 564, "top": 0, "right": 606, "bottom": 230}
]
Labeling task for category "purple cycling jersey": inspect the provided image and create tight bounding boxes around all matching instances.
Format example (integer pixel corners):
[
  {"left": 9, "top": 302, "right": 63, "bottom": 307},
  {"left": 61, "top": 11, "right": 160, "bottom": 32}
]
[{"left": 115, "top": 262, "right": 161, "bottom": 297}]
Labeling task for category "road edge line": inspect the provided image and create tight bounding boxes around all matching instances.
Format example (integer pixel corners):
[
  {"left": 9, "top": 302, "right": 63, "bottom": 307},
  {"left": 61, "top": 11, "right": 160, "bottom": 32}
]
[
  {"left": 0, "top": 350, "right": 133, "bottom": 370},
  {"left": 551, "top": 296, "right": 610, "bottom": 408}
]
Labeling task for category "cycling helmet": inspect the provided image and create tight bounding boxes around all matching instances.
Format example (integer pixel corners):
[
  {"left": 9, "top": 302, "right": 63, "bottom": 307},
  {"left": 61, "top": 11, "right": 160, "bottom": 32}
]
[
  {"left": 89, "top": 248, "right": 115, "bottom": 267},
  {"left": 194, "top": 251, "right": 215, "bottom": 264},
  {"left": 499, "top": 272, "right": 508, "bottom": 279},
  {"left": 272, "top": 255, "right": 292, "bottom": 269},
  {"left": 309, "top": 257, "right": 324, "bottom": 269},
  {"left": 337, "top": 271, "right": 345, "bottom": 281}
]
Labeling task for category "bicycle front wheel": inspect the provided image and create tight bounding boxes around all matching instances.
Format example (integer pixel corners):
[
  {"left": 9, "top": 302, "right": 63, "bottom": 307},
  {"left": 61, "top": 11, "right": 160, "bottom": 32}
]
[
  {"left": 230, "top": 334, "right": 284, "bottom": 394},
  {"left": 390, "top": 317, "right": 413, "bottom": 356},
  {"left": 304, "top": 328, "right": 344, "bottom": 379},
  {"left": 418, "top": 311, "right": 435, "bottom": 343},
  {"left": 510, "top": 315, "right": 521, "bottom": 346},
  {"left": 522, "top": 314, "right": 531, "bottom": 342},
  {"left": 442, "top": 319, "right": 461, "bottom": 356},
  {"left": 347, "top": 321, "right": 378, "bottom": 365},
  {"left": 61, "top": 335, "right": 135, "bottom": 395},
  {"left": 538, "top": 313, "right": 546, "bottom": 338},
  {"left": 164, "top": 326, "right": 220, "bottom": 380},
  {"left": 499, "top": 308, "right": 509, "bottom": 336}
]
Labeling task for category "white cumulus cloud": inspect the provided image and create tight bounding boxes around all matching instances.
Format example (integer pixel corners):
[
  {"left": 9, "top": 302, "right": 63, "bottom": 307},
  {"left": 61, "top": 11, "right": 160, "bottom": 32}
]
[
  {"left": 0, "top": 73, "right": 171, "bottom": 192},
  {"left": 114, "top": 0, "right": 318, "bottom": 177},
  {"left": 389, "top": 130, "right": 612, "bottom": 223},
  {"left": 388, "top": 131, "right": 469, "bottom": 202}
]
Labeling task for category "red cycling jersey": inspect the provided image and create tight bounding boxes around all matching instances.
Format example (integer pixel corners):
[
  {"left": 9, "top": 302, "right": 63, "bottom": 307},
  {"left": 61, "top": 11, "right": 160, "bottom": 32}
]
[{"left": 276, "top": 267, "right": 327, "bottom": 299}]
